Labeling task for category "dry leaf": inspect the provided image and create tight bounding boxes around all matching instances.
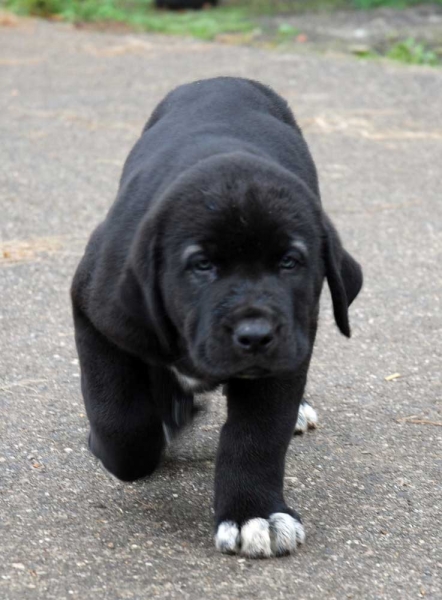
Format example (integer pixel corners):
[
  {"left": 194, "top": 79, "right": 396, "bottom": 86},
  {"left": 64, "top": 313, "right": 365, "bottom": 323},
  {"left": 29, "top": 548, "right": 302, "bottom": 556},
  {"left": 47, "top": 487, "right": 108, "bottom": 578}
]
[{"left": 385, "top": 373, "right": 401, "bottom": 381}]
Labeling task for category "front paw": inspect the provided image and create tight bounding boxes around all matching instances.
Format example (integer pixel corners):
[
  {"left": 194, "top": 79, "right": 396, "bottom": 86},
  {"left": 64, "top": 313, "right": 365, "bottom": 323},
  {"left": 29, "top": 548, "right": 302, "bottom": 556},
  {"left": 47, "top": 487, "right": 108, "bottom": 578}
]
[{"left": 215, "top": 513, "right": 305, "bottom": 558}]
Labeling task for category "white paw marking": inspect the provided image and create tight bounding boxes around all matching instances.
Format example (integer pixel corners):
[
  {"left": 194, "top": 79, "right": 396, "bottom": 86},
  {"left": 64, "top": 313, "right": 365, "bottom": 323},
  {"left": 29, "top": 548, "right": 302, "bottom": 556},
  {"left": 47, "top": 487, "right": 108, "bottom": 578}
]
[
  {"left": 214, "top": 521, "right": 240, "bottom": 554},
  {"left": 241, "top": 518, "right": 272, "bottom": 558},
  {"left": 269, "top": 513, "right": 305, "bottom": 555},
  {"left": 295, "top": 400, "right": 318, "bottom": 433},
  {"left": 215, "top": 513, "right": 304, "bottom": 558}
]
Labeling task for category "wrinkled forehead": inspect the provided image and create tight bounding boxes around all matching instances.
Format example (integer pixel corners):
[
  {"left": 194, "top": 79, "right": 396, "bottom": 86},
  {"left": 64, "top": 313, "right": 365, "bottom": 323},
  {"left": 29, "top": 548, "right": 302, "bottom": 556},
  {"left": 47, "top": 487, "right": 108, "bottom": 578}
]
[{"left": 164, "top": 184, "right": 321, "bottom": 263}]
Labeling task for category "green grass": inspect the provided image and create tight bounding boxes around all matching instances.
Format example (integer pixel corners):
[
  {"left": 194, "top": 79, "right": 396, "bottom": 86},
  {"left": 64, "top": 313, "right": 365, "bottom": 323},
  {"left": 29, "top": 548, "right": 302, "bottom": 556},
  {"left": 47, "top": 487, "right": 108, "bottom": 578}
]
[
  {"left": 4, "top": 1, "right": 255, "bottom": 39},
  {"left": 387, "top": 37, "right": 439, "bottom": 65},
  {"left": 4, "top": 0, "right": 442, "bottom": 41},
  {"left": 351, "top": 37, "right": 440, "bottom": 66},
  {"left": 276, "top": 22, "right": 300, "bottom": 40}
]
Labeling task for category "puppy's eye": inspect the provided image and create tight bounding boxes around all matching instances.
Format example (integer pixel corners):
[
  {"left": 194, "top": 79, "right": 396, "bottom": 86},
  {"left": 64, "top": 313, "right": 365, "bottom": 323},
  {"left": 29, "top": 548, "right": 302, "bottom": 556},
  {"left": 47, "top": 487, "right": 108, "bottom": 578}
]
[
  {"left": 191, "top": 255, "right": 214, "bottom": 272},
  {"left": 280, "top": 254, "right": 301, "bottom": 270}
]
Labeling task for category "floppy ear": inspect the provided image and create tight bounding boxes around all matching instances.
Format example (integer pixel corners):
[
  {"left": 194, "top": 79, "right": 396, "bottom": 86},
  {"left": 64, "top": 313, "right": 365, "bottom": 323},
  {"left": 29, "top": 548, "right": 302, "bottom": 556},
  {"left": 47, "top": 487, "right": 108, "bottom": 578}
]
[
  {"left": 322, "top": 214, "right": 363, "bottom": 338},
  {"left": 118, "top": 218, "right": 176, "bottom": 360}
]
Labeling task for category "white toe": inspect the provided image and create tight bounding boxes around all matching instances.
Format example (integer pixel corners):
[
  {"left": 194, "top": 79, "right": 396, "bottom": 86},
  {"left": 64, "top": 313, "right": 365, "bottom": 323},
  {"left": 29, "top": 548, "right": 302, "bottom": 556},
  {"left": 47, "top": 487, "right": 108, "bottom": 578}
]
[
  {"left": 269, "top": 513, "right": 305, "bottom": 555},
  {"left": 214, "top": 515, "right": 305, "bottom": 558},
  {"left": 240, "top": 518, "right": 272, "bottom": 558},
  {"left": 295, "top": 401, "right": 318, "bottom": 433},
  {"left": 303, "top": 402, "right": 318, "bottom": 428},
  {"left": 295, "top": 403, "right": 308, "bottom": 433},
  {"left": 215, "top": 521, "right": 240, "bottom": 554}
]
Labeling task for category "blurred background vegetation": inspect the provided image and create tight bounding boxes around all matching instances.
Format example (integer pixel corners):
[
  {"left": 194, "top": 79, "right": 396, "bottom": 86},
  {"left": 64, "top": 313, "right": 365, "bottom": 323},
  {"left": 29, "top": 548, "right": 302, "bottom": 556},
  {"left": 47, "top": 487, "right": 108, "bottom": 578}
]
[
  {"left": 3, "top": 0, "right": 442, "bottom": 64},
  {"left": 5, "top": 1, "right": 442, "bottom": 27}
]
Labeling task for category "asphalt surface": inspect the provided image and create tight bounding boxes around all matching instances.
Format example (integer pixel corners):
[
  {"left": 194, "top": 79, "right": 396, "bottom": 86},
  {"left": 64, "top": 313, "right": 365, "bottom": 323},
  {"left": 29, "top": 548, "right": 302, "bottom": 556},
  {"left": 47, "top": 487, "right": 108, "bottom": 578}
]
[
  {"left": 1, "top": 17, "right": 441, "bottom": 600},
  {"left": 258, "top": 4, "right": 442, "bottom": 55}
]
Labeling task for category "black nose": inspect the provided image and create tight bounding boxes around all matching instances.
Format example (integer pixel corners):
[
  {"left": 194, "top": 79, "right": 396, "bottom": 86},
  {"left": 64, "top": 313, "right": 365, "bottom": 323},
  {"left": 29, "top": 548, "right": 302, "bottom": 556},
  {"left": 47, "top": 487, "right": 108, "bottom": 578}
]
[{"left": 232, "top": 318, "right": 275, "bottom": 353}]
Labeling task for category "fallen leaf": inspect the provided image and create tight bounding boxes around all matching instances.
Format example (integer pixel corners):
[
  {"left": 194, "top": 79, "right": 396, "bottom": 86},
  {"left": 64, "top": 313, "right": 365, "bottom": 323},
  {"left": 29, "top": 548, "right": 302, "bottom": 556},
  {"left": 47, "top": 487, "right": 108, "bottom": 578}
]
[{"left": 385, "top": 373, "right": 401, "bottom": 381}]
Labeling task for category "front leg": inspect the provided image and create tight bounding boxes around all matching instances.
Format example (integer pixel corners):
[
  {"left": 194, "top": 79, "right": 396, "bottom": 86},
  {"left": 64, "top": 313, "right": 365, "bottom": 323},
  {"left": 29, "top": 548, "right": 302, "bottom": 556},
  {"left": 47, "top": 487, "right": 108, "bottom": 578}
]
[{"left": 214, "top": 375, "right": 306, "bottom": 558}]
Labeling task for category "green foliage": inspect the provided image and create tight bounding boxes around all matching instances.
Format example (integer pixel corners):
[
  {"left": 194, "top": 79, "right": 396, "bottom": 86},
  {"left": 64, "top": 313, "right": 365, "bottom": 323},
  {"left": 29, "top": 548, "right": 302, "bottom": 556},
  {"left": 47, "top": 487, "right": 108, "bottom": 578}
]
[
  {"left": 387, "top": 37, "right": 439, "bottom": 65},
  {"left": 277, "top": 22, "right": 299, "bottom": 39},
  {"left": 353, "top": 0, "right": 442, "bottom": 6},
  {"left": 7, "top": 0, "right": 442, "bottom": 21},
  {"left": 5, "top": 0, "right": 442, "bottom": 43},
  {"left": 5, "top": 0, "right": 254, "bottom": 39},
  {"left": 6, "top": 0, "right": 66, "bottom": 17},
  {"left": 129, "top": 7, "right": 254, "bottom": 40},
  {"left": 236, "top": 0, "right": 348, "bottom": 13},
  {"left": 354, "top": 0, "right": 406, "bottom": 7}
]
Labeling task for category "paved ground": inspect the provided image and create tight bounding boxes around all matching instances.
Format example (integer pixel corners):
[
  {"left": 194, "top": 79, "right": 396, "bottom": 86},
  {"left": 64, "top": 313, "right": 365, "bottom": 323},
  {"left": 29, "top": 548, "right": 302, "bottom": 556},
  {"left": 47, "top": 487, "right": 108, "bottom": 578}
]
[
  {"left": 1, "top": 17, "right": 441, "bottom": 600},
  {"left": 257, "top": 4, "right": 442, "bottom": 56}
]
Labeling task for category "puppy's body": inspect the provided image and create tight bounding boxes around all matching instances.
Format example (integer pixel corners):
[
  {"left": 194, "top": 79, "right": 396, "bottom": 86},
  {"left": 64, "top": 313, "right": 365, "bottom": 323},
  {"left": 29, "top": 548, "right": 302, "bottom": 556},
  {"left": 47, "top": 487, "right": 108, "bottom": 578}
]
[{"left": 72, "top": 78, "right": 362, "bottom": 558}]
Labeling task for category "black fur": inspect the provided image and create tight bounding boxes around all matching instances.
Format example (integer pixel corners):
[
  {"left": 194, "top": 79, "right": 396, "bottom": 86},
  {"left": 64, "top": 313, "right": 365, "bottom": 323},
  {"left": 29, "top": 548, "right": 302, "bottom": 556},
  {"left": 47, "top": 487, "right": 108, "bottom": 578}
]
[
  {"left": 155, "top": 0, "right": 218, "bottom": 10},
  {"left": 71, "top": 77, "right": 363, "bottom": 538}
]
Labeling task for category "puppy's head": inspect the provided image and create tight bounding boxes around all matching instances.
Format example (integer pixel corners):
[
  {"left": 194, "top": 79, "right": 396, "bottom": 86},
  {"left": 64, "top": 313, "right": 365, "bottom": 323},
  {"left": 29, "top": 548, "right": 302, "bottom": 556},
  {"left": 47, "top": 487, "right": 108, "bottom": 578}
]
[{"left": 129, "top": 153, "right": 362, "bottom": 381}]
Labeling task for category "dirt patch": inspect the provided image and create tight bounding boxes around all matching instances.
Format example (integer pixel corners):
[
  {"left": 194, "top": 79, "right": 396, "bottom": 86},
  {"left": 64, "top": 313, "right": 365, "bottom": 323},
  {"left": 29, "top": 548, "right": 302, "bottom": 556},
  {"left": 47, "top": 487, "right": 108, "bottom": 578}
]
[
  {"left": 0, "top": 10, "right": 19, "bottom": 27},
  {"left": 73, "top": 20, "right": 137, "bottom": 35}
]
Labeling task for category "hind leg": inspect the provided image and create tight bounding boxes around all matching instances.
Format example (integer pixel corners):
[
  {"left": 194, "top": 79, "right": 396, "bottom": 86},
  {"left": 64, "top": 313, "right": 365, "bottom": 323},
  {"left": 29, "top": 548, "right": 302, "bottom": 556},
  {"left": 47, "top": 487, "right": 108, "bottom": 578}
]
[
  {"left": 74, "top": 310, "right": 165, "bottom": 482},
  {"left": 294, "top": 399, "right": 318, "bottom": 434}
]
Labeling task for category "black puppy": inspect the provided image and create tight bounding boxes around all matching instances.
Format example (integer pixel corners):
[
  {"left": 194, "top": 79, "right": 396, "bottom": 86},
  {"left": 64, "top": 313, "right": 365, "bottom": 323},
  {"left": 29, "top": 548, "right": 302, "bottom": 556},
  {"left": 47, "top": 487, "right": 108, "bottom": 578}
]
[
  {"left": 155, "top": 0, "right": 218, "bottom": 10},
  {"left": 71, "top": 77, "right": 363, "bottom": 558}
]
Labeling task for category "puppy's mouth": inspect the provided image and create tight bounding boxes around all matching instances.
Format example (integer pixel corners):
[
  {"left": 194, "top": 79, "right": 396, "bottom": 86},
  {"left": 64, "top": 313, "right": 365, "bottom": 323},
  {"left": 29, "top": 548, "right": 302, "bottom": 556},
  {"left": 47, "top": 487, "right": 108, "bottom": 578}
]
[
  {"left": 234, "top": 366, "right": 273, "bottom": 379},
  {"left": 189, "top": 331, "right": 307, "bottom": 382}
]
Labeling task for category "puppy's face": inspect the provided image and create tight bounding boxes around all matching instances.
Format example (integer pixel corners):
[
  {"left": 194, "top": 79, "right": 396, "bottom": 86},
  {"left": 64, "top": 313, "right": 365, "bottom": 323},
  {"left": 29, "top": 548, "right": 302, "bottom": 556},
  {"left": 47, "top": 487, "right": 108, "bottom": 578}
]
[
  {"left": 158, "top": 173, "right": 324, "bottom": 381},
  {"left": 130, "top": 156, "right": 362, "bottom": 380}
]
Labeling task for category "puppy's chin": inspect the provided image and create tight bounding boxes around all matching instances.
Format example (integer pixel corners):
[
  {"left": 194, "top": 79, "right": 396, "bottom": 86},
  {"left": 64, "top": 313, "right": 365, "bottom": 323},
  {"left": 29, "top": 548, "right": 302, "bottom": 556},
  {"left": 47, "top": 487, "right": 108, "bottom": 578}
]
[{"left": 189, "top": 351, "right": 304, "bottom": 383}]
